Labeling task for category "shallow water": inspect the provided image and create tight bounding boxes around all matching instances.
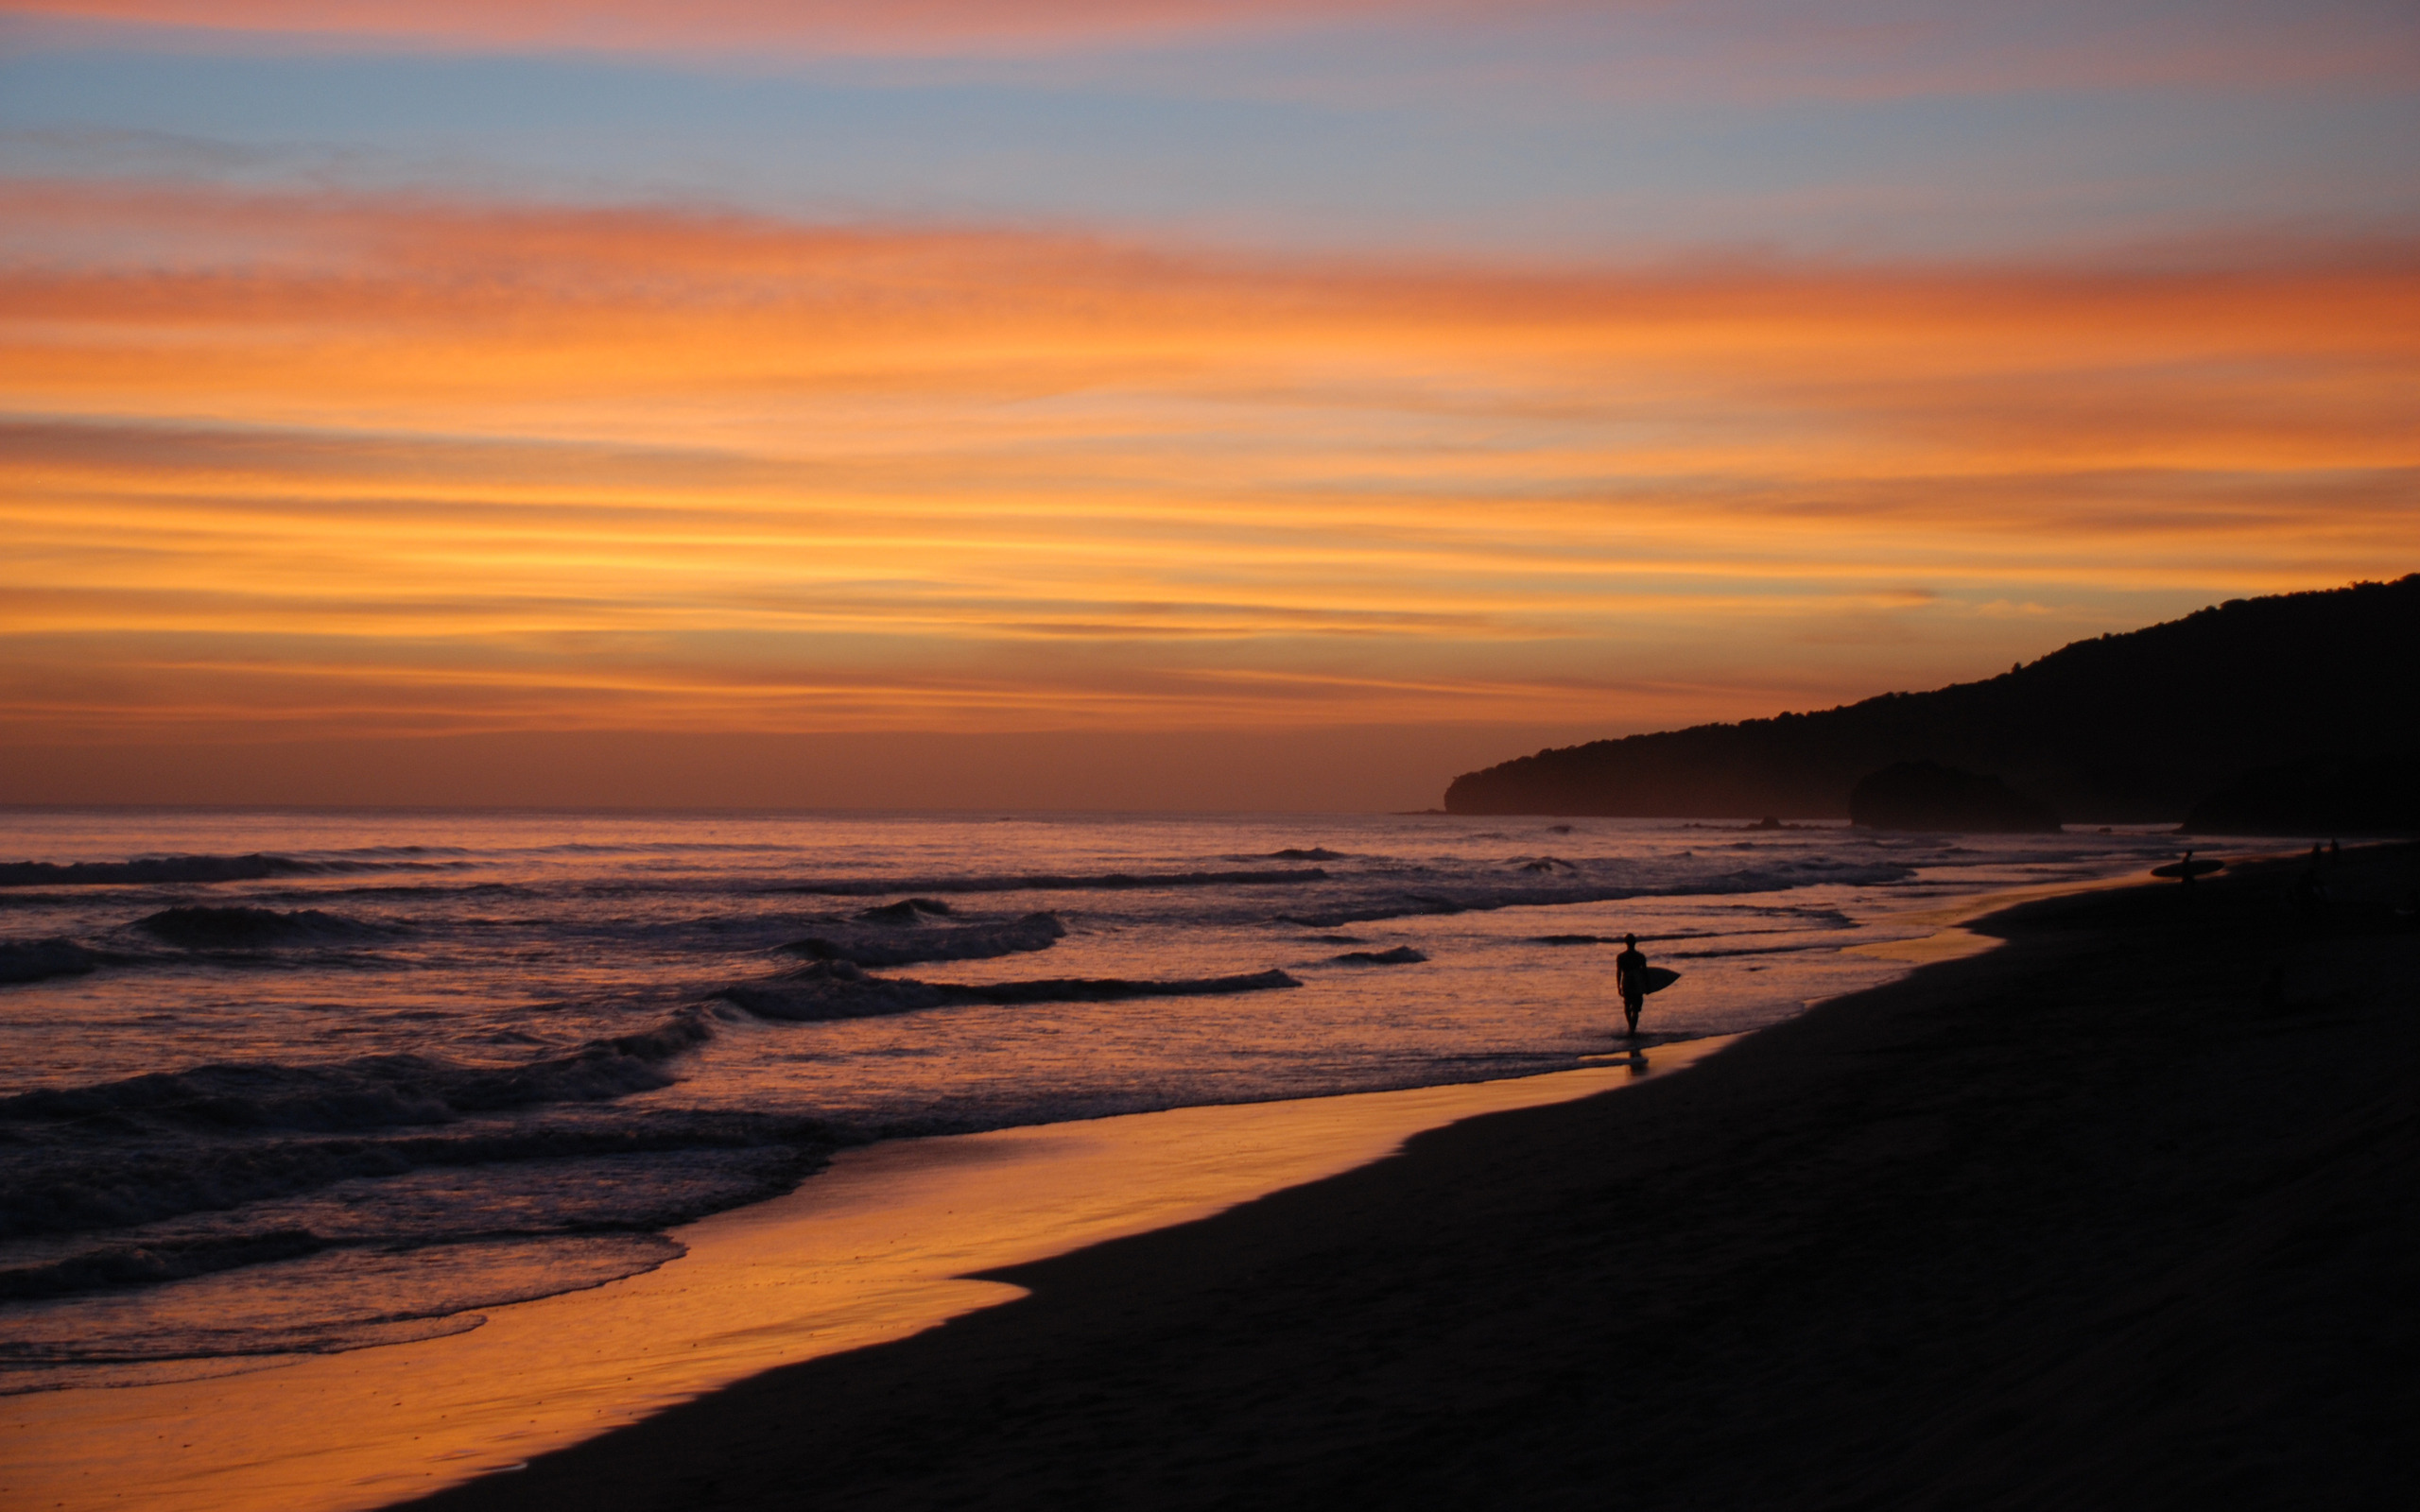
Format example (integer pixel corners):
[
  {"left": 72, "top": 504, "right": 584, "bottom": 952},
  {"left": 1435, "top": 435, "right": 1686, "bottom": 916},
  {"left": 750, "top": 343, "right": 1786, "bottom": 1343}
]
[
  {"left": 0, "top": 808, "right": 2184, "bottom": 1390},
  {"left": 4, "top": 1052, "right": 1733, "bottom": 1512}
]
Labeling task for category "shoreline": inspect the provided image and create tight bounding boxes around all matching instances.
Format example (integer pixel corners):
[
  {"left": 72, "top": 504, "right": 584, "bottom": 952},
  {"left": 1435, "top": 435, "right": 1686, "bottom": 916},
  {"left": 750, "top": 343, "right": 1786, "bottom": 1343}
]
[
  {"left": 0, "top": 850, "right": 2351, "bottom": 1510},
  {"left": 389, "top": 842, "right": 2415, "bottom": 1510},
  {"left": 0, "top": 1044, "right": 1737, "bottom": 1512}
]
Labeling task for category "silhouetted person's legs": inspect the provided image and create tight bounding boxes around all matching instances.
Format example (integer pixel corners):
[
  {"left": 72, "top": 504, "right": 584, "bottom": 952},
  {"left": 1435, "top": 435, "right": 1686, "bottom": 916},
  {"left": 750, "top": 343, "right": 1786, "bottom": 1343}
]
[{"left": 1613, "top": 933, "right": 1647, "bottom": 1039}]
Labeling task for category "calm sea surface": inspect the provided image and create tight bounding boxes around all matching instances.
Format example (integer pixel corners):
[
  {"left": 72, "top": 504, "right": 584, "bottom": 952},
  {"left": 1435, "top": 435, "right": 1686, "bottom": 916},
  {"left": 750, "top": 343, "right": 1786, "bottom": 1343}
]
[{"left": 0, "top": 808, "right": 2184, "bottom": 1392}]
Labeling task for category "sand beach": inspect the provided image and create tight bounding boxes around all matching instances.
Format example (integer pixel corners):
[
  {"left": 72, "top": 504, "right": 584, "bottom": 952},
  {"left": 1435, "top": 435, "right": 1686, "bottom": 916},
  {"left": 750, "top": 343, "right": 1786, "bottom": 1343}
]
[
  {"left": 394, "top": 844, "right": 2416, "bottom": 1511},
  {"left": 11, "top": 1055, "right": 1733, "bottom": 1511}
]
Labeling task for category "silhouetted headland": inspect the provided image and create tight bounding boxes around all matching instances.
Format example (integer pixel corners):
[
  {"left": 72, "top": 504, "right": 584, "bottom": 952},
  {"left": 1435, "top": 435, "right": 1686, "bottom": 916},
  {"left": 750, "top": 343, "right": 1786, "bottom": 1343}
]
[
  {"left": 1444, "top": 575, "right": 2420, "bottom": 821},
  {"left": 2185, "top": 751, "right": 2420, "bottom": 835},
  {"left": 1848, "top": 759, "right": 2061, "bottom": 833}
]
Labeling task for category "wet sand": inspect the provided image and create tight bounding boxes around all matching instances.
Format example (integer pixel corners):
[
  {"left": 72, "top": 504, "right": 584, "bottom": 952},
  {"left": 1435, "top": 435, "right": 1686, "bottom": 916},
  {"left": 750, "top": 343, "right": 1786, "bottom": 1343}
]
[
  {"left": 397, "top": 844, "right": 2418, "bottom": 1511},
  {"left": 0, "top": 1044, "right": 1732, "bottom": 1511}
]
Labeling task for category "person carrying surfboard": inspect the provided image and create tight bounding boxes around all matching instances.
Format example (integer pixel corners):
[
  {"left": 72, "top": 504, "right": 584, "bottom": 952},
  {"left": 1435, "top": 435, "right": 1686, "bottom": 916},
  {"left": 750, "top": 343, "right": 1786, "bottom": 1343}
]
[
  {"left": 1615, "top": 933, "right": 1649, "bottom": 1038},
  {"left": 2152, "top": 850, "right": 2224, "bottom": 885}
]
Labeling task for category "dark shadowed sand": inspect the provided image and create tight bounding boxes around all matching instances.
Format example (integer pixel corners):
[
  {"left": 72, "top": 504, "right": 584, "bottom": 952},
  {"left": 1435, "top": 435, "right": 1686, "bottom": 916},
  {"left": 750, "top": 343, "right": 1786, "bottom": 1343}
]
[{"left": 405, "top": 846, "right": 2416, "bottom": 1511}]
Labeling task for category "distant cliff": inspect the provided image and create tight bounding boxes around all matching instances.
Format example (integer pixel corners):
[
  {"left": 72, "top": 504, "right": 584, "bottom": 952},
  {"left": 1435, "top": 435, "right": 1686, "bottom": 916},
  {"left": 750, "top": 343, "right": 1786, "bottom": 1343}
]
[
  {"left": 1849, "top": 761, "right": 2063, "bottom": 833},
  {"left": 1443, "top": 576, "right": 2420, "bottom": 823}
]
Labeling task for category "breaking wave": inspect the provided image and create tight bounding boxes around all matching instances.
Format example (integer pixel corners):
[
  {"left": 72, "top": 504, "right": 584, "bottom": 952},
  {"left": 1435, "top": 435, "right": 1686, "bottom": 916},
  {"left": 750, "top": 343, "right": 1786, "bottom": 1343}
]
[
  {"left": 1330, "top": 946, "right": 1427, "bottom": 966},
  {"left": 722, "top": 961, "right": 1301, "bottom": 1022},
  {"left": 854, "top": 898, "right": 954, "bottom": 921},
  {"left": 0, "top": 937, "right": 96, "bottom": 984},
  {"left": 1, "top": 1091, "right": 826, "bottom": 1244},
  {"left": 1278, "top": 863, "right": 1915, "bottom": 927},
  {"left": 0, "top": 1015, "right": 715, "bottom": 1149},
  {"left": 776, "top": 868, "right": 1328, "bottom": 895},
  {"left": 1530, "top": 919, "right": 1859, "bottom": 947},
  {"left": 782, "top": 911, "right": 1065, "bottom": 969},
  {"left": 0, "top": 850, "right": 476, "bottom": 889},
  {"left": 135, "top": 905, "right": 393, "bottom": 949},
  {"left": 0, "top": 853, "right": 320, "bottom": 888},
  {"left": 0, "top": 1230, "right": 327, "bottom": 1302},
  {"left": 0, "top": 1232, "right": 691, "bottom": 1388}
]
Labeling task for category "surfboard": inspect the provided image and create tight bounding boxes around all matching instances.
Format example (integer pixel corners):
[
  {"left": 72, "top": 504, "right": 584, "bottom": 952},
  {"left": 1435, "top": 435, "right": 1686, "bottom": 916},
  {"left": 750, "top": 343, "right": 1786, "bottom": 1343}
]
[
  {"left": 1638, "top": 966, "right": 1681, "bottom": 994},
  {"left": 2151, "top": 859, "right": 2225, "bottom": 879}
]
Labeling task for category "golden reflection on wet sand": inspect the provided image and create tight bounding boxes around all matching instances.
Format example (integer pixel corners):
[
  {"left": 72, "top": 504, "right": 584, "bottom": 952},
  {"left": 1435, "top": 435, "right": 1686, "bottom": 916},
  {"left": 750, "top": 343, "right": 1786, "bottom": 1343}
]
[
  {"left": 1845, "top": 864, "right": 2200, "bottom": 967},
  {"left": 4, "top": 1042, "right": 1729, "bottom": 1512}
]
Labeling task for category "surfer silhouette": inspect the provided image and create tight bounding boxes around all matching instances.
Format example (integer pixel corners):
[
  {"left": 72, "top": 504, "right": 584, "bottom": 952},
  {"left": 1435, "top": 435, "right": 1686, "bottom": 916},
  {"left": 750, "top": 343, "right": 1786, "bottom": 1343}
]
[
  {"left": 1614, "top": 933, "right": 1649, "bottom": 1038},
  {"left": 2152, "top": 849, "right": 2222, "bottom": 885}
]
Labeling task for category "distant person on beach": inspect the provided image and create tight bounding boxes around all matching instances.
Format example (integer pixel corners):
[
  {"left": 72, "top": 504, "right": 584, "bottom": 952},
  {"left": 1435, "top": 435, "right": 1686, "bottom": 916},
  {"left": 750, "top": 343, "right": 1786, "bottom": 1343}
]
[
  {"left": 1615, "top": 933, "right": 1649, "bottom": 1038},
  {"left": 2294, "top": 851, "right": 2329, "bottom": 915}
]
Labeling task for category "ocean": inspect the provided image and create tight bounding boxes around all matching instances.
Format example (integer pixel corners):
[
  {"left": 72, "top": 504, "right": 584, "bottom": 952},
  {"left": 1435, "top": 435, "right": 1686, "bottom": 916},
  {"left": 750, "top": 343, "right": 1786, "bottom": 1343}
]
[{"left": 0, "top": 808, "right": 2185, "bottom": 1395}]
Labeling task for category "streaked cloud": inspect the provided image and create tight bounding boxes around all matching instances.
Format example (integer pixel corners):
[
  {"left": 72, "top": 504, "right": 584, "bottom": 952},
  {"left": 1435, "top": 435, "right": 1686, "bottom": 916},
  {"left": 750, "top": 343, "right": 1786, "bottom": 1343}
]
[
  {"left": 8, "top": 4, "right": 2410, "bottom": 267},
  {"left": 3, "top": 0, "right": 2411, "bottom": 803},
  {"left": 5, "top": 182, "right": 2412, "bottom": 751}
]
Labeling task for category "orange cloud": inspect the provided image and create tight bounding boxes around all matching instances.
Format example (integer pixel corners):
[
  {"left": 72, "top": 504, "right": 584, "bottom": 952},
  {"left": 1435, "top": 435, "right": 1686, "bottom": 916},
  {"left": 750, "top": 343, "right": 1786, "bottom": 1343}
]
[{"left": 3, "top": 180, "right": 2415, "bottom": 752}]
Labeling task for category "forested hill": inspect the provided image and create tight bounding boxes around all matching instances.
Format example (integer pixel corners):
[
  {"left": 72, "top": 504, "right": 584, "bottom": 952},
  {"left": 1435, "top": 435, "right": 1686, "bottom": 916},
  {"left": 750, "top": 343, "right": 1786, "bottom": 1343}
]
[{"left": 1442, "top": 576, "right": 2420, "bottom": 823}]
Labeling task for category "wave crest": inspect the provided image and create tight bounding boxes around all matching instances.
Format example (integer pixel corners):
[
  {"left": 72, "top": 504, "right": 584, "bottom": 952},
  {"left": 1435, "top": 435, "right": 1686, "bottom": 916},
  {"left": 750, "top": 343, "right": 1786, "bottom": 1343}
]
[
  {"left": 136, "top": 905, "right": 390, "bottom": 949},
  {"left": 1280, "top": 863, "right": 1915, "bottom": 926},
  {"left": 0, "top": 1009, "right": 715, "bottom": 1140},
  {"left": 776, "top": 868, "right": 1327, "bottom": 896},
  {"left": 1331, "top": 946, "right": 1426, "bottom": 966},
  {"left": 723, "top": 961, "right": 1299, "bottom": 1022},
  {"left": 782, "top": 911, "right": 1065, "bottom": 968},
  {"left": 0, "top": 937, "right": 96, "bottom": 984}
]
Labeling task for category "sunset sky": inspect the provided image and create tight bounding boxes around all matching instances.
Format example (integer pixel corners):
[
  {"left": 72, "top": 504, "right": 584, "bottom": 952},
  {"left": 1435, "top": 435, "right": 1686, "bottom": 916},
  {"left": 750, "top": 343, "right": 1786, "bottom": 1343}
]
[{"left": 4, "top": 1, "right": 2415, "bottom": 809}]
